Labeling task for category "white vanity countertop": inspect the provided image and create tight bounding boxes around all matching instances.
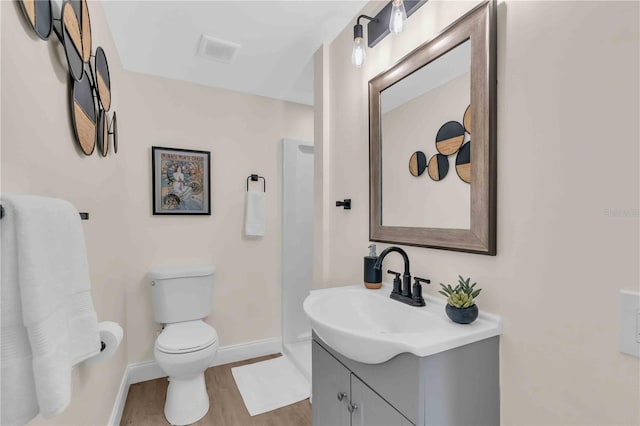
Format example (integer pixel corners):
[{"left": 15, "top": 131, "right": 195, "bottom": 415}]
[{"left": 303, "top": 283, "right": 503, "bottom": 364}]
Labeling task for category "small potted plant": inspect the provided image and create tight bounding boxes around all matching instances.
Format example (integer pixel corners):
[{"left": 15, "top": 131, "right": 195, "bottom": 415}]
[{"left": 439, "top": 276, "right": 482, "bottom": 324}]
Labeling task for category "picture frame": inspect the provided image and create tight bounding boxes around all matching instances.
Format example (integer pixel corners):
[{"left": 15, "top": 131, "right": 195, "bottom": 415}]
[{"left": 152, "top": 146, "right": 211, "bottom": 215}]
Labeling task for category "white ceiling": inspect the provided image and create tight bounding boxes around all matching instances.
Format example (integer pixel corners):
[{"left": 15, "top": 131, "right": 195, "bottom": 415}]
[{"left": 102, "top": 1, "right": 367, "bottom": 106}]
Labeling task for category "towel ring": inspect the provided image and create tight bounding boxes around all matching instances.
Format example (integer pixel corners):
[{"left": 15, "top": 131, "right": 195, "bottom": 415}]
[{"left": 246, "top": 174, "right": 266, "bottom": 192}]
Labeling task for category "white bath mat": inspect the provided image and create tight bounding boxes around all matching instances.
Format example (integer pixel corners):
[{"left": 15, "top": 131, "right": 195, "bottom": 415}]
[{"left": 231, "top": 355, "right": 310, "bottom": 416}]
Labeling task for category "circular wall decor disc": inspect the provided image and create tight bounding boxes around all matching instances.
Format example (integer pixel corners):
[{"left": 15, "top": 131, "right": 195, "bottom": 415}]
[
  {"left": 435, "top": 121, "right": 465, "bottom": 156},
  {"left": 71, "top": 69, "right": 96, "bottom": 155},
  {"left": 69, "top": 0, "right": 81, "bottom": 18},
  {"left": 110, "top": 111, "right": 118, "bottom": 154},
  {"left": 455, "top": 141, "right": 471, "bottom": 184},
  {"left": 18, "top": 0, "right": 53, "bottom": 40},
  {"left": 97, "top": 109, "right": 109, "bottom": 157},
  {"left": 80, "top": 0, "right": 92, "bottom": 62},
  {"left": 62, "top": 1, "right": 83, "bottom": 81},
  {"left": 95, "top": 47, "right": 111, "bottom": 111},
  {"left": 408, "top": 151, "right": 427, "bottom": 177},
  {"left": 427, "top": 154, "right": 450, "bottom": 181},
  {"left": 463, "top": 104, "right": 471, "bottom": 134}
]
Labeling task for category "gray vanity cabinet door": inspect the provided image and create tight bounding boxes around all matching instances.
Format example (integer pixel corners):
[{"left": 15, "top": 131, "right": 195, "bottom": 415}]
[
  {"left": 350, "top": 374, "right": 412, "bottom": 426},
  {"left": 312, "top": 341, "right": 351, "bottom": 426}
]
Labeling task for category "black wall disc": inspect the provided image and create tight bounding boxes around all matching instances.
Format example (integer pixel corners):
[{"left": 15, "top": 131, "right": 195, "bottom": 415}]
[{"left": 435, "top": 121, "right": 465, "bottom": 156}]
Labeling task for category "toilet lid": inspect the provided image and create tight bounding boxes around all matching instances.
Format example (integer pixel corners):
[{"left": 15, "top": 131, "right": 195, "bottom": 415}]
[{"left": 156, "top": 321, "right": 217, "bottom": 354}]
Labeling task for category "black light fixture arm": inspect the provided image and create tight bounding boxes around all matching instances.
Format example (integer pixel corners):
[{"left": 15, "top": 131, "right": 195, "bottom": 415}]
[
  {"left": 357, "top": 14, "right": 379, "bottom": 25},
  {"left": 354, "top": 15, "right": 379, "bottom": 39}
]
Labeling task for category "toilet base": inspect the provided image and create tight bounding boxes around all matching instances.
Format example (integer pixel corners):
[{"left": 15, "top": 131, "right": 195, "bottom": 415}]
[{"left": 164, "top": 373, "right": 209, "bottom": 425}]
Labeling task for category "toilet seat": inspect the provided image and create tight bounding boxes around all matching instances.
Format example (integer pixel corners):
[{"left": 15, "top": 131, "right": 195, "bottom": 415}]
[{"left": 156, "top": 320, "right": 217, "bottom": 354}]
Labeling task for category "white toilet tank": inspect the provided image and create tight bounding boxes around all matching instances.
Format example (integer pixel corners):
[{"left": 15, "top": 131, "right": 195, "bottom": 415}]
[{"left": 149, "top": 265, "right": 215, "bottom": 324}]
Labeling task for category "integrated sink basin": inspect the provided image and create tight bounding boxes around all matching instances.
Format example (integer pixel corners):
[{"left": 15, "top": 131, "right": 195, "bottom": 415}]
[{"left": 303, "top": 284, "right": 502, "bottom": 364}]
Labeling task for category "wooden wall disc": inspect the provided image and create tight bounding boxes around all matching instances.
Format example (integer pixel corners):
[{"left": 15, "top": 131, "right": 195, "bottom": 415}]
[
  {"left": 97, "top": 109, "right": 108, "bottom": 157},
  {"left": 435, "top": 121, "right": 465, "bottom": 156},
  {"left": 463, "top": 104, "right": 471, "bottom": 134},
  {"left": 62, "top": 1, "right": 83, "bottom": 81},
  {"left": 95, "top": 47, "right": 111, "bottom": 111},
  {"left": 455, "top": 141, "right": 471, "bottom": 183},
  {"left": 110, "top": 111, "right": 118, "bottom": 153},
  {"left": 408, "top": 151, "right": 427, "bottom": 177},
  {"left": 427, "top": 154, "right": 450, "bottom": 181},
  {"left": 18, "top": 0, "right": 52, "bottom": 40},
  {"left": 80, "top": 0, "right": 92, "bottom": 62},
  {"left": 71, "top": 70, "right": 96, "bottom": 155}
]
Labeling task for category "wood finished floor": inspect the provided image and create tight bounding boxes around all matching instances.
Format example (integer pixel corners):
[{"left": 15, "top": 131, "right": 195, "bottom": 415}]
[{"left": 120, "top": 354, "right": 311, "bottom": 426}]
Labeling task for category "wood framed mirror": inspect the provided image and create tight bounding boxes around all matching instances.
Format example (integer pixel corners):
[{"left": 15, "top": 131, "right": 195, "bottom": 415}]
[{"left": 369, "top": 0, "right": 496, "bottom": 255}]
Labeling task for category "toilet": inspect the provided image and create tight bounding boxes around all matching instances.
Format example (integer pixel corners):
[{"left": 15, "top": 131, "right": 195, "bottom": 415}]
[{"left": 149, "top": 265, "right": 218, "bottom": 426}]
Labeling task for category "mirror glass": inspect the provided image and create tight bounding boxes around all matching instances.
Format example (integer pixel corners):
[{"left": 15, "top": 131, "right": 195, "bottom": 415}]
[
  {"left": 370, "top": 1, "right": 496, "bottom": 254},
  {"left": 381, "top": 40, "right": 471, "bottom": 229}
]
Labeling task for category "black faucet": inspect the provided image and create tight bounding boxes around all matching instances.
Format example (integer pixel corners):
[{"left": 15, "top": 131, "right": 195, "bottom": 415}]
[{"left": 374, "top": 246, "right": 429, "bottom": 307}]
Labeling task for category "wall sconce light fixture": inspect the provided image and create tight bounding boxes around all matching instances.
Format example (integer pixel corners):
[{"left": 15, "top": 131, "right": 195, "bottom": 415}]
[
  {"left": 352, "top": 15, "right": 379, "bottom": 68},
  {"left": 351, "top": 0, "right": 428, "bottom": 68}
]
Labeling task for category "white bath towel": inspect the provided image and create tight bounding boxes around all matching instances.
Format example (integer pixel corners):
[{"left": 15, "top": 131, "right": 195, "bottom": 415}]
[
  {"left": 1, "top": 199, "right": 39, "bottom": 425},
  {"left": 0, "top": 194, "right": 101, "bottom": 424},
  {"left": 245, "top": 190, "right": 266, "bottom": 236}
]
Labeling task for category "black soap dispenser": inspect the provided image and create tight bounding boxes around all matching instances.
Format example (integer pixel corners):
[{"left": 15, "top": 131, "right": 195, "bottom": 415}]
[{"left": 364, "top": 244, "right": 382, "bottom": 289}]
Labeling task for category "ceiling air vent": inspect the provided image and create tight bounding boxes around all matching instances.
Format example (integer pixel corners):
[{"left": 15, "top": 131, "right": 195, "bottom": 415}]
[{"left": 197, "top": 35, "right": 241, "bottom": 64}]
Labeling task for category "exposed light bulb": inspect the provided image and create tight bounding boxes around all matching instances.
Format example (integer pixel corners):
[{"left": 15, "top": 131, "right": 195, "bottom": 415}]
[
  {"left": 352, "top": 36, "right": 366, "bottom": 68},
  {"left": 389, "top": 0, "right": 407, "bottom": 34}
]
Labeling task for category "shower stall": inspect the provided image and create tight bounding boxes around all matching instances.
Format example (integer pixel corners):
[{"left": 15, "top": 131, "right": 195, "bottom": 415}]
[{"left": 281, "top": 138, "right": 314, "bottom": 381}]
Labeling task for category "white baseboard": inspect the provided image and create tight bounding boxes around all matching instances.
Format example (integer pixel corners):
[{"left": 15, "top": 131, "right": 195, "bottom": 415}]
[
  {"left": 108, "top": 337, "right": 282, "bottom": 425},
  {"left": 107, "top": 365, "right": 131, "bottom": 426},
  {"left": 211, "top": 337, "right": 282, "bottom": 367},
  {"left": 128, "top": 359, "right": 167, "bottom": 385}
]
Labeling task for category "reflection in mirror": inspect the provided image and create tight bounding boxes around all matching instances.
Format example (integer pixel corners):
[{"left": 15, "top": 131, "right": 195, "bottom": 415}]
[{"left": 381, "top": 40, "right": 470, "bottom": 229}]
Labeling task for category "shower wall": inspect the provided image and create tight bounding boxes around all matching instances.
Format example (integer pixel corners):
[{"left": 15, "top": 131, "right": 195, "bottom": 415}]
[{"left": 281, "top": 139, "right": 314, "bottom": 345}]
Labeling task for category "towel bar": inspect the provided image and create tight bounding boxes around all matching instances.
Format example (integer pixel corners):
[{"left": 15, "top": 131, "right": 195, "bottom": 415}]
[
  {"left": 246, "top": 174, "right": 266, "bottom": 192},
  {"left": 0, "top": 204, "right": 89, "bottom": 220}
]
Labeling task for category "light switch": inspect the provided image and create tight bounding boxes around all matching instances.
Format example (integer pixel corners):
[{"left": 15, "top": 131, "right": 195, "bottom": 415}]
[{"left": 619, "top": 290, "right": 640, "bottom": 358}]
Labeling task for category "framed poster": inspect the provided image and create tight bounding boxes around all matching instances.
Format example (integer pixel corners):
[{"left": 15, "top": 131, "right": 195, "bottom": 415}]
[{"left": 152, "top": 146, "right": 211, "bottom": 215}]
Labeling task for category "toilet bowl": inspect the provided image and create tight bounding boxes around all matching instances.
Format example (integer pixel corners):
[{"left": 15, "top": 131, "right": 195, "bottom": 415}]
[
  {"left": 154, "top": 320, "right": 219, "bottom": 425},
  {"left": 149, "top": 265, "right": 217, "bottom": 425}
]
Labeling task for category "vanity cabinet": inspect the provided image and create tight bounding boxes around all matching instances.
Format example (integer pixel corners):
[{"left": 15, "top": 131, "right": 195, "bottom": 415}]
[
  {"left": 313, "top": 340, "right": 412, "bottom": 426},
  {"left": 312, "top": 340, "right": 351, "bottom": 426},
  {"left": 350, "top": 374, "right": 412, "bottom": 426},
  {"left": 312, "top": 333, "right": 500, "bottom": 426}
]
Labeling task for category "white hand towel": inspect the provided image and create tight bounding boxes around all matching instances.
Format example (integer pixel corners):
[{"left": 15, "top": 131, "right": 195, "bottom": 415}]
[
  {"left": 245, "top": 190, "right": 266, "bottom": 236},
  {"left": 0, "top": 194, "right": 101, "bottom": 423}
]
